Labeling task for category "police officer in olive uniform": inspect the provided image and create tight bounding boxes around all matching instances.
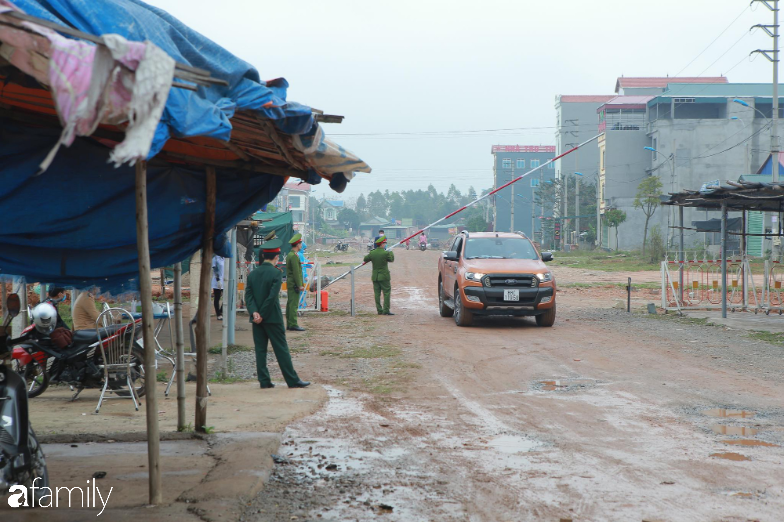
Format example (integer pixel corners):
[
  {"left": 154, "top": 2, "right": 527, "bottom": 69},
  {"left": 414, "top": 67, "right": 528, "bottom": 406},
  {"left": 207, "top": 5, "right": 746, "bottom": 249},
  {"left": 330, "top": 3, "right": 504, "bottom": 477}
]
[
  {"left": 245, "top": 238, "right": 310, "bottom": 389},
  {"left": 363, "top": 235, "right": 395, "bottom": 315},
  {"left": 285, "top": 233, "right": 306, "bottom": 331}
]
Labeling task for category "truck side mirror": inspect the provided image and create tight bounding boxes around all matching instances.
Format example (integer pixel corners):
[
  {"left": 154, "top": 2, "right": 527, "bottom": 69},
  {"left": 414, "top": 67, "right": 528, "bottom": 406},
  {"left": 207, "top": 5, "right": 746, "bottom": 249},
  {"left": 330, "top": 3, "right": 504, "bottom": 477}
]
[
  {"left": 443, "top": 251, "right": 459, "bottom": 262},
  {"left": 541, "top": 251, "right": 553, "bottom": 262}
]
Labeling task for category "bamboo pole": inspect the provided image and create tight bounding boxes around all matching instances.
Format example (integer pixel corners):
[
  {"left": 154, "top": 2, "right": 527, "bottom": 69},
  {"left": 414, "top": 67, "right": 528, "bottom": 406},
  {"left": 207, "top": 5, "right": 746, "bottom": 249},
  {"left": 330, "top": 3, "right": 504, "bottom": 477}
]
[
  {"left": 134, "top": 160, "right": 163, "bottom": 505},
  {"left": 174, "top": 262, "right": 186, "bottom": 431},
  {"left": 195, "top": 166, "right": 216, "bottom": 433}
]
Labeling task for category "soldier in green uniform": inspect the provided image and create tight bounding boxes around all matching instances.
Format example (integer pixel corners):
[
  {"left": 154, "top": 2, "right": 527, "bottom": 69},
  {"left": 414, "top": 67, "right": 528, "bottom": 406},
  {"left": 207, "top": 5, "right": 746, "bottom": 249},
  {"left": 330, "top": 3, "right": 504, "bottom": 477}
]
[
  {"left": 245, "top": 238, "right": 310, "bottom": 389},
  {"left": 285, "top": 233, "right": 306, "bottom": 331},
  {"left": 363, "top": 235, "right": 395, "bottom": 315}
]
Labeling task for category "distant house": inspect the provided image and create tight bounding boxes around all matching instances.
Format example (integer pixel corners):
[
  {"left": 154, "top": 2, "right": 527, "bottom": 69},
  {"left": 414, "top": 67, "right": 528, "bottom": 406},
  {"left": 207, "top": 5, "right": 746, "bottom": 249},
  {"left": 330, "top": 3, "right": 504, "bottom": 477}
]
[
  {"left": 272, "top": 182, "right": 312, "bottom": 236},
  {"left": 320, "top": 200, "right": 345, "bottom": 230},
  {"left": 359, "top": 216, "right": 392, "bottom": 238}
]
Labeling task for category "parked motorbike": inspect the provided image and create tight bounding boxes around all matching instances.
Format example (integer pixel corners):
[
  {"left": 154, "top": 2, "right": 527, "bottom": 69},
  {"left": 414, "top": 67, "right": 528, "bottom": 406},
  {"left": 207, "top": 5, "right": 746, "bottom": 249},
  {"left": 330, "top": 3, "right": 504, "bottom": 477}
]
[
  {"left": 0, "top": 293, "right": 50, "bottom": 507},
  {"left": 11, "top": 335, "right": 48, "bottom": 398},
  {"left": 9, "top": 305, "right": 146, "bottom": 401},
  {"left": 334, "top": 241, "right": 349, "bottom": 252}
]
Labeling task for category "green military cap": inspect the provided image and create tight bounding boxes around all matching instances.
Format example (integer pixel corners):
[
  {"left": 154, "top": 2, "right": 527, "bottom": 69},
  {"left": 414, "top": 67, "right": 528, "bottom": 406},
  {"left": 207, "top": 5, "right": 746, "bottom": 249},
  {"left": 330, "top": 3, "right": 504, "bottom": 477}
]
[
  {"left": 262, "top": 238, "right": 283, "bottom": 253},
  {"left": 264, "top": 231, "right": 277, "bottom": 241},
  {"left": 289, "top": 233, "right": 303, "bottom": 245},
  {"left": 375, "top": 235, "right": 387, "bottom": 245}
]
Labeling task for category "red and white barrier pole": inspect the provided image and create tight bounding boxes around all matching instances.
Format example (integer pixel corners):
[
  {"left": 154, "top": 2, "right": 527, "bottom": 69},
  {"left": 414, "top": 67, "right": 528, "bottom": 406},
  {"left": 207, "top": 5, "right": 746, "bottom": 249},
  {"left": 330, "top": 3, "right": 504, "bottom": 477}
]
[{"left": 324, "top": 134, "right": 602, "bottom": 288}]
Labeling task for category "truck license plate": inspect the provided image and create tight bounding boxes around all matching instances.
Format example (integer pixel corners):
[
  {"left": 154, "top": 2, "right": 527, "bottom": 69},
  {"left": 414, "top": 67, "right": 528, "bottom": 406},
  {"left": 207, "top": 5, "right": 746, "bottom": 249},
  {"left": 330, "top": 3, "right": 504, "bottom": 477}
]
[{"left": 504, "top": 289, "right": 519, "bottom": 301}]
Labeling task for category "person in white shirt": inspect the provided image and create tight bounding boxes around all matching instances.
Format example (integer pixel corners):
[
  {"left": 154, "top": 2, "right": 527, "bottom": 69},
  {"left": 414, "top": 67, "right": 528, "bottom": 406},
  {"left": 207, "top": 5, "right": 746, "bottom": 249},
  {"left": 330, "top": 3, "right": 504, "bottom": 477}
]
[{"left": 212, "top": 255, "right": 225, "bottom": 320}]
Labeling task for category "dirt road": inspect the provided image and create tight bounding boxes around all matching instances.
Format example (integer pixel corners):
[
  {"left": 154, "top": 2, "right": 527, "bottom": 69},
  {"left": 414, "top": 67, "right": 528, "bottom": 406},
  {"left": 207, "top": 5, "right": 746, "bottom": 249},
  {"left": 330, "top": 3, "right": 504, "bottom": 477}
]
[{"left": 245, "top": 249, "right": 784, "bottom": 522}]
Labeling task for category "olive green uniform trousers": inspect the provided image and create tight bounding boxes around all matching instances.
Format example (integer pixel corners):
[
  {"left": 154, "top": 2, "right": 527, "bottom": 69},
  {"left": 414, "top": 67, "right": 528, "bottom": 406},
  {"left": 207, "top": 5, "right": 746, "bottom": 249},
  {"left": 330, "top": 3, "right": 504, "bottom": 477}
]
[
  {"left": 286, "top": 289, "right": 300, "bottom": 328},
  {"left": 373, "top": 280, "right": 391, "bottom": 315},
  {"left": 252, "top": 322, "right": 301, "bottom": 387}
]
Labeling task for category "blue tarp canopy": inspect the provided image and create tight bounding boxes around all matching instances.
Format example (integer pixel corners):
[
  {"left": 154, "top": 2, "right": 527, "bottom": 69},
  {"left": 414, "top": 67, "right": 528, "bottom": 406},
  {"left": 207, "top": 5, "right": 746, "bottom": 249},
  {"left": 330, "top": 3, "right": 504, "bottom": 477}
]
[
  {"left": 10, "top": 0, "right": 315, "bottom": 150},
  {"left": 0, "top": 0, "right": 360, "bottom": 292}
]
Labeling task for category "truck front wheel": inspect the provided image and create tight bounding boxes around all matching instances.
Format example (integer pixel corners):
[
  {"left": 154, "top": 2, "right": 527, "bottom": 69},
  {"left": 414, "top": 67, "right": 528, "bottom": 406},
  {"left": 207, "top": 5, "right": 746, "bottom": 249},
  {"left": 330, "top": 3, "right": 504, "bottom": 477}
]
[
  {"left": 536, "top": 304, "right": 556, "bottom": 327},
  {"left": 454, "top": 287, "right": 473, "bottom": 327}
]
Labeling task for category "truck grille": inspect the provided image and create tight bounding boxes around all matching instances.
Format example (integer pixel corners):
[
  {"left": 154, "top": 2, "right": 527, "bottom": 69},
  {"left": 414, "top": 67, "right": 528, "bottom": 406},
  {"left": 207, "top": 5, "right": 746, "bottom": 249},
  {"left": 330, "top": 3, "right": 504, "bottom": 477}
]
[{"left": 484, "top": 274, "right": 536, "bottom": 288}]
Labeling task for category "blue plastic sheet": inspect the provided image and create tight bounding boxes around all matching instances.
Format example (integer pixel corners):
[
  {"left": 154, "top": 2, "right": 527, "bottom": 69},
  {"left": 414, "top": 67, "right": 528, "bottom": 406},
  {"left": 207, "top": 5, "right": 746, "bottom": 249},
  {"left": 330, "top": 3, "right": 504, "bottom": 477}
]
[
  {"left": 10, "top": 0, "right": 315, "bottom": 157},
  {"left": 0, "top": 120, "right": 283, "bottom": 292}
]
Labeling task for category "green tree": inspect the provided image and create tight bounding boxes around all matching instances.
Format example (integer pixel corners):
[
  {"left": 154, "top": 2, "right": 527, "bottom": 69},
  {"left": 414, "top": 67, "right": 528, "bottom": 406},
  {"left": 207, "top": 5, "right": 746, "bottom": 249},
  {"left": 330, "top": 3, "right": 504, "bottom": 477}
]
[
  {"left": 366, "top": 190, "right": 388, "bottom": 219},
  {"left": 633, "top": 175, "right": 663, "bottom": 256},
  {"left": 337, "top": 208, "right": 361, "bottom": 231},
  {"left": 356, "top": 193, "right": 367, "bottom": 213},
  {"left": 466, "top": 214, "right": 489, "bottom": 232},
  {"left": 605, "top": 209, "right": 627, "bottom": 251}
]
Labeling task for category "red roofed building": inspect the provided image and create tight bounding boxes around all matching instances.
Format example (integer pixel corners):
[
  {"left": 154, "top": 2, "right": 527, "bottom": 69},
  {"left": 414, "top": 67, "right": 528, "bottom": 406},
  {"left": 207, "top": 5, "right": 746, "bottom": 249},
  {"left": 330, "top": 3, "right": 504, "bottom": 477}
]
[{"left": 615, "top": 76, "right": 727, "bottom": 95}]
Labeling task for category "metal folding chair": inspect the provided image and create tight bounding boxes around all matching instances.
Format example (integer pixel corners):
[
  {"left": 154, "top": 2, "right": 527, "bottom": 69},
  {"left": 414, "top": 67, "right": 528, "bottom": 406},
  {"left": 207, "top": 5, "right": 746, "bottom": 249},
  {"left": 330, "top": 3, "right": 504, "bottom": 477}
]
[
  {"left": 164, "top": 311, "right": 211, "bottom": 397},
  {"left": 94, "top": 308, "right": 141, "bottom": 413}
]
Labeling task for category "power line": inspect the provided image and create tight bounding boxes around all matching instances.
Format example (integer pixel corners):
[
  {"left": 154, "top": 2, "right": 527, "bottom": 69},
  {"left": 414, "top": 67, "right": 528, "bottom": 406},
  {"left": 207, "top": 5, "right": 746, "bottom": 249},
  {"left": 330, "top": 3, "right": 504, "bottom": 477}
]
[{"left": 674, "top": 4, "right": 751, "bottom": 77}]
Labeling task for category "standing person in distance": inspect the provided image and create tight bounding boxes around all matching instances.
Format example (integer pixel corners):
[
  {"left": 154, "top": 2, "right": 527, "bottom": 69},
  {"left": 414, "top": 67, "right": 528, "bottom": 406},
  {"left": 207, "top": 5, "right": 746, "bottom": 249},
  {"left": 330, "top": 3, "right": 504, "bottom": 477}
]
[
  {"left": 285, "top": 233, "right": 306, "bottom": 331},
  {"left": 245, "top": 238, "right": 310, "bottom": 389},
  {"left": 212, "top": 254, "right": 224, "bottom": 321},
  {"left": 363, "top": 235, "right": 395, "bottom": 315}
]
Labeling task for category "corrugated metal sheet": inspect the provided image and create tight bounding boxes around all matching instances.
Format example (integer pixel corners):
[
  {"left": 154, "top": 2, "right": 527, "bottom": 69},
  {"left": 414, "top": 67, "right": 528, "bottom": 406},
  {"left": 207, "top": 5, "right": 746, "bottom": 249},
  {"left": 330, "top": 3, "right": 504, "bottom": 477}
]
[
  {"left": 615, "top": 76, "right": 727, "bottom": 92},
  {"left": 748, "top": 211, "right": 764, "bottom": 257}
]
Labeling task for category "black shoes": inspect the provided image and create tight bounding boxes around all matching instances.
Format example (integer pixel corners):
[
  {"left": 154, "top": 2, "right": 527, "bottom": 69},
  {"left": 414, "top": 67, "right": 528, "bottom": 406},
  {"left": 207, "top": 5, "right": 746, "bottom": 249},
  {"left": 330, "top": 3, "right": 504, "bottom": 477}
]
[
  {"left": 260, "top": 383, "right": 275, "bottom": 389},
  {"left": 288, "top": 380, "right": 311, "bottom": 388},
  {"left": 287, "top": 326, "right": 306, "bottom": 331},
  {"left": 385, "top": 312, "right": 395, "bottom": 315}
]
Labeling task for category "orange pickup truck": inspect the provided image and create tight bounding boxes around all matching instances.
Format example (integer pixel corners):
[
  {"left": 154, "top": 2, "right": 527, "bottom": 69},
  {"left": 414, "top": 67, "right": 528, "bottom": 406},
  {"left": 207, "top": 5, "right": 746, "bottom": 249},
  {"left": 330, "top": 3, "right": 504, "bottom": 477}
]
[{"left": 437, "top": 231, "right": 556, "bottom": 327}]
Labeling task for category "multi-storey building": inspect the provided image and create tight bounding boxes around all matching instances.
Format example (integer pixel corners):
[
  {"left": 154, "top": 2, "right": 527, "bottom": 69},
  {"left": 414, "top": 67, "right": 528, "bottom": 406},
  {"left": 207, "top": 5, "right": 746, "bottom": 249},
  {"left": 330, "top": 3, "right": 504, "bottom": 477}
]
[
  {"left": 491, "top": 145, "right": 555, "bottom": 241},
  {"left": 597, "top": 80, "right": 784, "bottom": 253}
]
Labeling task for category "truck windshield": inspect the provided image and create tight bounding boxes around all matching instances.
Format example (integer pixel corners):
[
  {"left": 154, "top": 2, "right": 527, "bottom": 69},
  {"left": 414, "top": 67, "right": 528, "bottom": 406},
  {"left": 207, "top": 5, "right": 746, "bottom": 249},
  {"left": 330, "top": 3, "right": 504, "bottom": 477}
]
[{"left": 464, "top": 237, "right": 539, "bottom": 260}]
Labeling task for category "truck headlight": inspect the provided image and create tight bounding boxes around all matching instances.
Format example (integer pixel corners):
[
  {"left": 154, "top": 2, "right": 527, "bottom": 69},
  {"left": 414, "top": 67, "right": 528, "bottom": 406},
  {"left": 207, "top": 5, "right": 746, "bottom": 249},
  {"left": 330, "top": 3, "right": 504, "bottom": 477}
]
[
  {"left": 465, "top": 272, "right": 485, "bottom": 282},
  {"left": 535, "top": 272, "right": 553, "bottom": 283}
]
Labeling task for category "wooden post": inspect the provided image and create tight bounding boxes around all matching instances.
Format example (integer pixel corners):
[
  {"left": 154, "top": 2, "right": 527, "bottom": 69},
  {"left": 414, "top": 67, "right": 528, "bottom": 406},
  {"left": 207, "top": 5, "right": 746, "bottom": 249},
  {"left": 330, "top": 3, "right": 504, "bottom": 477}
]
[
  {"left": 174, "top": 262, "right": 186, "bottom": 431},
  {"left": 134, "top": 161, "right": 163, "bottom": 505},
  {"left": 195, "top": 167, "right": 216, "bottom": 433}
]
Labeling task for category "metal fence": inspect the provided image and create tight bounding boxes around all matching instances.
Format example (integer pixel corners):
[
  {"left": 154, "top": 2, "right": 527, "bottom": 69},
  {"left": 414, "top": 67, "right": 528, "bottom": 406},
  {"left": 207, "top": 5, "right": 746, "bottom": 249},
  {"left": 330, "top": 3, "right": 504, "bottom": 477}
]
[{"left": 661, "top": 253, "right": 784, "bottom": 314}]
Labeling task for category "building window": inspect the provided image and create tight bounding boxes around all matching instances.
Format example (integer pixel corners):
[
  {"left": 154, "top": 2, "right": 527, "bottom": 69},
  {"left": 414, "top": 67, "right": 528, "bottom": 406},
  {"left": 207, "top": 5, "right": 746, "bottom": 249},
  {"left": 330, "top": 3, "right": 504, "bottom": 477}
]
[
  {"left": 288, "top": 195, "right": 301, "bottom": 208},
  {"left": 548, "top": 161, "right": 554, "bottom": 169},
  {"left": 531, "top": 178, "right": 540, "bottom": 187},
  {"left": 516, "top": 159, "right": 525, "bottom": 169},
  {"left": 530, "top": 160, "right": 540, "bottom": 168},
  {"left": 292, "top": 210, "right": 304, "bottom": 222},
  {"left": 502, "top": 158, "right": 512, "bottom": 169}
]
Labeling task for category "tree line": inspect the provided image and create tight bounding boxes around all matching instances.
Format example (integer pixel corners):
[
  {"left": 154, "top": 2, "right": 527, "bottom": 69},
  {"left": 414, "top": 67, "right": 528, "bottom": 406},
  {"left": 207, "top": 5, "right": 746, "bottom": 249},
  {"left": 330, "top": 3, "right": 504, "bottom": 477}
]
[{"left": 326, "top": 184, "right": 492, "bottom": 233}]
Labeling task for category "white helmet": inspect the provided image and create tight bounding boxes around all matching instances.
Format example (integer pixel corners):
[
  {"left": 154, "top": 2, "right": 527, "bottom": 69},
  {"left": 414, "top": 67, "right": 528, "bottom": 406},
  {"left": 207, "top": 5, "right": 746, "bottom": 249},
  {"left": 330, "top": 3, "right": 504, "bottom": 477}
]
[{"left": 32, "top": 302, "right": 58, "bottom": 335}]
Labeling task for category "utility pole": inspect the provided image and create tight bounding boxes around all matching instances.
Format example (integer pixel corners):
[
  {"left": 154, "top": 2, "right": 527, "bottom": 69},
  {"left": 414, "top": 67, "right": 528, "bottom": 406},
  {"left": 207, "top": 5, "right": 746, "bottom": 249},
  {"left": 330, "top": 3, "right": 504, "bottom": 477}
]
[
  {"left": 510, "top": 164, "right": 515, "bottom": 232},
  {"left": 492, "top": 155, "right": 498, "bottom": 232},
  {"left": 752, "top": 0, "right": 780, "bottom": 254},
  {"left": 753, "top": 0, "right": 780, "bottom": 183}
]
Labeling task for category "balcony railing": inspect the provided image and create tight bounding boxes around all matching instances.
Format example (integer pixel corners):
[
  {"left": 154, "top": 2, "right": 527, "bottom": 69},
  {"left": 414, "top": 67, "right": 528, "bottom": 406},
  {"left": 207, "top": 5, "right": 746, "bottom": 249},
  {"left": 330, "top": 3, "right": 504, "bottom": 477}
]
[{"left": 599, "top": 112, "right": 645, "bottom": 132}]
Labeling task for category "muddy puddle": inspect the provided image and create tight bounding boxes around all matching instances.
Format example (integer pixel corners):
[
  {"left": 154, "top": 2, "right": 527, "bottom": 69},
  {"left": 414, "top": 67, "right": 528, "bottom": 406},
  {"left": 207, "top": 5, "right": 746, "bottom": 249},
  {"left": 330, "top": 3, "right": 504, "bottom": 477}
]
[
  {"left": 537, "top": 378, "right": 595, "bottom": 391},
  {"left": 711, "top": 425, "right": 757, "bottom": 436},
  {"left": 710, "top": 452, "right": 751, "bottom": 461}
]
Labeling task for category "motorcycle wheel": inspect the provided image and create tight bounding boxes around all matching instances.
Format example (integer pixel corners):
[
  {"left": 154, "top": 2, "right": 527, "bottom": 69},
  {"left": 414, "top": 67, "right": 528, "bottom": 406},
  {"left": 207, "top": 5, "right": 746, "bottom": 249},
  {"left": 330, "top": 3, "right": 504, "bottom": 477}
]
[
  {"left": 21, "top": 425, "right": 49, "bottom": 507},
  {"left": 110, "top": 347, "right": 147, "bottom": 398},
  {"left": 11, "top": 359, "right": 49, "bottom": 399}
]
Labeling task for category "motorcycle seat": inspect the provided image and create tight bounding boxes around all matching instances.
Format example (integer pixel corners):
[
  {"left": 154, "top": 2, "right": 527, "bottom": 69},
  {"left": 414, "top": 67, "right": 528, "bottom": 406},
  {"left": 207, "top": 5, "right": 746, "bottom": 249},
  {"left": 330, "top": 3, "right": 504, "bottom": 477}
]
[{"left": 72, "top": 324, "right": 126, "bottom": 344}]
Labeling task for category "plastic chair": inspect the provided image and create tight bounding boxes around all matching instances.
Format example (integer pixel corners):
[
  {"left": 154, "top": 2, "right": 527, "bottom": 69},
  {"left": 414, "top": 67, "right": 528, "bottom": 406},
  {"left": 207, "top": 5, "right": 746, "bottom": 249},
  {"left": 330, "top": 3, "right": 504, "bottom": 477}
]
[{"left": 94, "top": 308, "right": 141, "bottom": 413}]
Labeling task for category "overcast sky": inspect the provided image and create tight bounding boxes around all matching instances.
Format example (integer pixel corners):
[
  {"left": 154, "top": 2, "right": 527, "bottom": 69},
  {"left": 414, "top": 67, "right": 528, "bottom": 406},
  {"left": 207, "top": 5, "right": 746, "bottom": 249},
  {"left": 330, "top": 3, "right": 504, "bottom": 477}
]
[{"left": 154, "top": 0, "right": 774, "bottom": 203}]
